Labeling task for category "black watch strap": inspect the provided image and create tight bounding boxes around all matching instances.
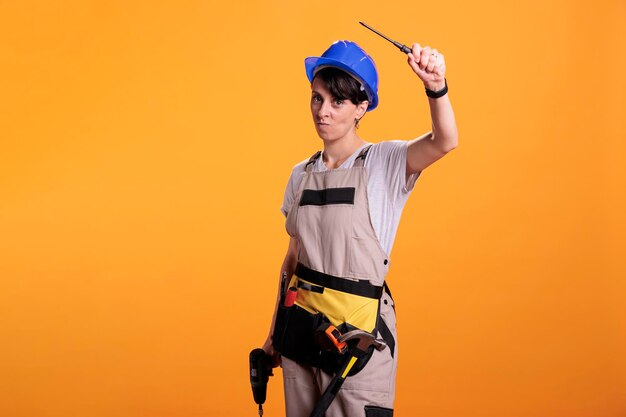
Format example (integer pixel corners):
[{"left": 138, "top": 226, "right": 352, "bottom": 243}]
[{"left": 426, "top": 78, "right": 448, "bottom": 99}]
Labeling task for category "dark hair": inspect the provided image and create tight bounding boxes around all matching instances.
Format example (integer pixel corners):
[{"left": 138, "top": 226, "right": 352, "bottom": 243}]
[{"left": 313, "top": 67, "right": 369, "bottom": 106}]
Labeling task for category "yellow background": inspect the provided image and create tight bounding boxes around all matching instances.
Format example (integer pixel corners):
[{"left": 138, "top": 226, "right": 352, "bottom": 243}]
[{"left": 1, "top": 1, "right": 625, "bottom": 416}]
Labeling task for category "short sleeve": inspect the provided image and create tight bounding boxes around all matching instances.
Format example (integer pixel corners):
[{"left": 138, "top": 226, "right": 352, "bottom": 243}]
[
  {"left": 280, "top": 172, "right": 296, "bottom": 217},
  {"left": 393, "top": 141, "right": 420, "bottom": 194},
  {"left": 280, "top": 162, "right": 307, "bottom": 217},
  {"left": 367, "top": 141, "right": 420, "bottom": 204}
]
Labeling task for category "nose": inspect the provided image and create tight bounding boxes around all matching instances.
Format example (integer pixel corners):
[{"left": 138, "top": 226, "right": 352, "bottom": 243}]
[{"left": 317, "top": 100, "right": 331, "bottom": 120}]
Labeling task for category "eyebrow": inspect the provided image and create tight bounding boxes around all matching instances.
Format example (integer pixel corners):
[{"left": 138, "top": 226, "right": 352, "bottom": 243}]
[
  {"left": 311, "top": 90, "right": 343, "bottom": 101},
  {"left": 311, "top": 90, "right": 334, "bottom": 97}
]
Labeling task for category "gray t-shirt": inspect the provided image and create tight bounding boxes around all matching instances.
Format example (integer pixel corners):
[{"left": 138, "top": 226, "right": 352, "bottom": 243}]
[{"left": 281, "top": 140, "right": 419, "bottom": 256}]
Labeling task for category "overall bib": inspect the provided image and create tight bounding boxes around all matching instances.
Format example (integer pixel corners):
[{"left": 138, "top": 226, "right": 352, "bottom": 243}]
[{"left": 277, "top": 146, "right": 398, "bottom": 417}]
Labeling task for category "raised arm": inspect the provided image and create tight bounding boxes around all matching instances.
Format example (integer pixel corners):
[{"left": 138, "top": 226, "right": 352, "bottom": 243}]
[{"left": 406, "top": 43, "right": 458, "bottom": 175}]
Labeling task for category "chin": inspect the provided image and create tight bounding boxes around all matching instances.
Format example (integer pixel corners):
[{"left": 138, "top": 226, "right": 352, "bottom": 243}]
[
  {"left": 315, "top": 130, "right": 332, "bottom": 141},
  {"left": 317, "top": 134, "right": 340, "bottom": 142},
  {"left": 315, "top": 129, "right": 343, "bottom": 142}
]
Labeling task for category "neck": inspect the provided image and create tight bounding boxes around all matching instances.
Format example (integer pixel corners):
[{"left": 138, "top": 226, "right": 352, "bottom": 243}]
[{"left": 322, "top": 132, "right": 366, "bottom": 169}]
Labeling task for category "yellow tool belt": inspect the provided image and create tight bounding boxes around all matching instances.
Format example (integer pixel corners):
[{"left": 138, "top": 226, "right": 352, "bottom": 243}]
[
  {"left": 289, "top": 263, "right": 383, "bottom": 334},
  {"left": 272, "top": 263, "right": 392, "bottom": 375}
]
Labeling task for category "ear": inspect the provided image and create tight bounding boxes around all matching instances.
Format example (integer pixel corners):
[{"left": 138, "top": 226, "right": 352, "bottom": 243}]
[{"left": 356, "top": 100, "right": 369, "bottom": 118}]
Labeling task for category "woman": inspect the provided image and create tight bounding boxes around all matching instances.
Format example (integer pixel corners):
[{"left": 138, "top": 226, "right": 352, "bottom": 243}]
[{"left": 262, "top": 40, "right": 458, "bottom": 417}]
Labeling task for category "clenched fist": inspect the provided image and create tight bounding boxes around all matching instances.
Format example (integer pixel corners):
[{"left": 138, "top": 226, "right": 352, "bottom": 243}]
[{"left": 407, "top": 43, "right": 446, "bottom": 92}]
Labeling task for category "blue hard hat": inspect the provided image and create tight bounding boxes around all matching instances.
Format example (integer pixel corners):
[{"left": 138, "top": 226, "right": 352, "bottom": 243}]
[{"left": 305, "top": 40, "right": 379, "bottom": 111}]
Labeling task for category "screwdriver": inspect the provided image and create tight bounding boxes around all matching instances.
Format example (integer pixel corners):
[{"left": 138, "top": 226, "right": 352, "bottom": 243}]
[{"left": 359, "top": 21, "right": 413, "bottom": 54}]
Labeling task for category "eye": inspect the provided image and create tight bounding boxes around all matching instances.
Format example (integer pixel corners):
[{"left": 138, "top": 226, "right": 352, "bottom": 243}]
[
  {"left": 311, "top": 94, "right": 322, "bottom": 103},
  {"left": 334, "top": 99, "right": 344, "bottom": 106}
]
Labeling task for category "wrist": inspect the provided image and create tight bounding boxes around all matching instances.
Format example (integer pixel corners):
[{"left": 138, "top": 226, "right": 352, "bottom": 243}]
[
  {"left": 425, "top": 80, "right": 445, "bottom": 91},
  {"left": 425, "top": 78, "right": 448, "bottom": 99}
]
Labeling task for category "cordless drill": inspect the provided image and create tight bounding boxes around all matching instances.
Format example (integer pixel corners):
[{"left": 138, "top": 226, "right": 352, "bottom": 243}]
[{"left": 249, "top": 348, "right": 273, "bottom": 416}]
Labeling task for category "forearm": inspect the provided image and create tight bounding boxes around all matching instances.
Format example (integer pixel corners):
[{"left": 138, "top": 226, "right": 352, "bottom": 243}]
[
  {"left": 427, "top": 91, "right": 458, "bottom": 153},
  {"left": 406, "top": 44, "right": 459, "bottom": 155},
  {"left": 266, "top": 240, "right": 299, "bottom": 340}
]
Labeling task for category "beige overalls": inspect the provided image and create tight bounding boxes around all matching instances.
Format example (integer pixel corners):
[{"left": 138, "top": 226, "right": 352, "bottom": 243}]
[{"left": 280, "top": 146, "right": 398, "bottom": 417}]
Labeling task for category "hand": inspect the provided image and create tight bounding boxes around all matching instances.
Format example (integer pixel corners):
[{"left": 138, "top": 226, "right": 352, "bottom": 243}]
[
  {"left": 262, "top": 335, "right": 282, "bottom": 368},
  {"left": 407, "top": 43, "right": 447, "bottom": 92}
]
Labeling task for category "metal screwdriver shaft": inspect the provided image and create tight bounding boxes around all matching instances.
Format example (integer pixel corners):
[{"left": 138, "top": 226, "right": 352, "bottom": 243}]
[{"left": 359, "top": 21, "right": 412, "bottom": 54}]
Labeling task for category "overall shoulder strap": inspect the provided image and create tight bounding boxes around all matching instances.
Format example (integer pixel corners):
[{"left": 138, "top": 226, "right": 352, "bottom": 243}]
[
  {"left": 305, "top": 151, "right": 322, "bottom": 173},
  {"left": 353, "top": 144, "right": 373, "bottom": 167}
]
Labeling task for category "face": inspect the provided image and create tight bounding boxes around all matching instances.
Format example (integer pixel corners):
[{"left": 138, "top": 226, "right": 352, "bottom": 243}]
[{"left": 310, "top": 76, "right": 368, "bottom": 142}]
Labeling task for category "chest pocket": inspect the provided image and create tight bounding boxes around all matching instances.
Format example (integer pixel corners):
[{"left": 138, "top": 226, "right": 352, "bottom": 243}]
[{"left": 295, "top": 185, "right": 356, "bottom": 279}]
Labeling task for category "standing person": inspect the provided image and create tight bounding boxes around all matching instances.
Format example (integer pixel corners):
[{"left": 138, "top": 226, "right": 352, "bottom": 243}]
[{"left": 262, "top": 39, "right": 458, "bottom": 417}]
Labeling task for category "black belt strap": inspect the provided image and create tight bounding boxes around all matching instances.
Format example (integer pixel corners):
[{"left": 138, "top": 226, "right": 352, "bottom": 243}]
[
  {"left": 377, "top": 318, "right": 395, "bottom": 358},
  {"left": 295, "top": 263, "right": 384, "bottom": 299}
]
